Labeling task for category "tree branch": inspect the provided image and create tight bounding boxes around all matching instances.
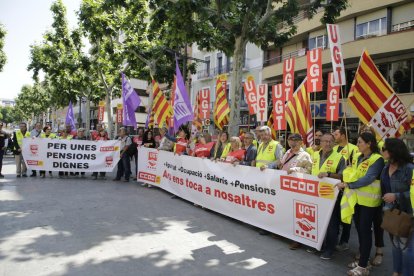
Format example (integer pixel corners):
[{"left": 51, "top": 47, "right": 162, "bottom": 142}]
[{"left": 257, "top": 0, "right": 276, "bottom": 29}]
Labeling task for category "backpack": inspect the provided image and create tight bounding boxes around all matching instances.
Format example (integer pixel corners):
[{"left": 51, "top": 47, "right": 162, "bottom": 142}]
[{"left": 126, "top": 136, "right": 138, "bottom": 157}]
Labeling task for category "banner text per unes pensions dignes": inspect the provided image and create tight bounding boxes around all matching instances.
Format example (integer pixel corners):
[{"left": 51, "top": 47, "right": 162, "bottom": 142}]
[
  {"left": 137, "top": 148, "right": 340, "bottom": 250},
  {"left": 22, "top": 138, "right": 121, "bottom": 172}
]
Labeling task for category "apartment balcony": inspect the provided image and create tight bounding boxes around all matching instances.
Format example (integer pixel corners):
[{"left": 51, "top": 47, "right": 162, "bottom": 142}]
[
  {"left": 392, "top": 20, "right": 414, "bottom": 32},
  {"left": 197, "top": 63, "right": 233, "bottom": 80},
  {"left": 263, "top": 48, "right": 308, "bottom": 67},
  {"left": 262, "top": 29, "right": 414, "bottom": 80}
]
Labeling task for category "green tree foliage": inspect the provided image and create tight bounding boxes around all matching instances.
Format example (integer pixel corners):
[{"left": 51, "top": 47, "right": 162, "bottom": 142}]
[
  {"left": 0, "top": 106, "right": 20, "bottom": 127},
  {"left": 151, "top": 0, "right": 348, "bottom": 135},
  {"left": 14, "top": 83, "right": 51, "bottom": 121},
  {"left": 0, "top": 23, "right": 6, "bottom": 72},
  {"left": 28, "top": 0, "right": 102, "bottom": 108}
]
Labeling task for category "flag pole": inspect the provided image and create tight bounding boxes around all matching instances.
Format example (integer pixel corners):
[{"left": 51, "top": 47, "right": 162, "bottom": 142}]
[{"left": 313, "top": 92, "right": 316, "bottom": 145}]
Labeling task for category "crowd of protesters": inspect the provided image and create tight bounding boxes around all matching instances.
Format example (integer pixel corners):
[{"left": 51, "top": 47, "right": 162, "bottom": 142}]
[{"left": 0, "top": 120, "right": 413, "bottom": 276}]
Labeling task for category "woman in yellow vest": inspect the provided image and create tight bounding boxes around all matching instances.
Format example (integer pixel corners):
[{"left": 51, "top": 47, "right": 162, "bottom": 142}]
[
  {"left": 338, "top": 132, "right": 384, "bottom": 276},
  {"left": 40, "top": 126, "right": 56, "bottom": 178},
  {"left": 211, "top": 131, "right": 231, "bottom": 160},
  {"left": 380, "top": 138, "right": 414, "bottom": 276}
]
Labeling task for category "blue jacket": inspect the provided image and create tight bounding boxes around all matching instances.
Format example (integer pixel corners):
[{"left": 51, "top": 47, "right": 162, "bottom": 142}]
[{"left": 380, "top": 162, "right": 414, "bottom": 214}]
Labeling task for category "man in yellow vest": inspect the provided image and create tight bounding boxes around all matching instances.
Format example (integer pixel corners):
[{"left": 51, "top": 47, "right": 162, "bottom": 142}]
[
  {"left": 333, "top": 126, "right": 358, "bottom": 162},
  {"left": 311, "top": 133, "right": 346, "bottom": 260},
  {"left": 306, "top": 129, "right": 323, "bottom": 159},
  {"left": 253, "top": 126, "right": 284, "bottom": 170},
  {"left": 12, "top": 122, "right": 31, "bottom": 177},
  {"left": 333, "top": 126, "right": 358, "bottom": 251}
]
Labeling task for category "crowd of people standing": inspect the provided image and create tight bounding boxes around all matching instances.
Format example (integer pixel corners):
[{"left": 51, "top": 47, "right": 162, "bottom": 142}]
[{"left": 0, "top": 120, "right": 412, "bottom": 276}]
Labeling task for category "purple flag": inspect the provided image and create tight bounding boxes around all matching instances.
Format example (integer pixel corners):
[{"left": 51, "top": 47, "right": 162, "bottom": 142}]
[
  {"left": 174, "top": 59, "right": 193, "bottom": 132},
  {"left": 122, "top": 73, "right": 141, "bottom": 129},
  {"left": 65, "top": 101, "right": 76, "bottom": 130}
]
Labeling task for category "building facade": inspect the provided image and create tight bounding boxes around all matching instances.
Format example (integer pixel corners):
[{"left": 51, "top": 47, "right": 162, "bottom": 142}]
[
  {"left": 191, "top": 43, "right": 264, "bottom": 132},
  {"left": 261, "top": 0, "right": 414, "bottom": 144}
]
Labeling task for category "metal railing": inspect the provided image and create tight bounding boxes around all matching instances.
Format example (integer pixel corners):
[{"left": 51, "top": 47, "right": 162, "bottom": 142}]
[
  {"left": 263, "top": 48, "right": 307, "bottom": 67},
  {"left": 196, "top": 62, "right": 234, "bottom": 80},
  {"left": 392, "top": 20, "right": 414, "bottom": 32}
]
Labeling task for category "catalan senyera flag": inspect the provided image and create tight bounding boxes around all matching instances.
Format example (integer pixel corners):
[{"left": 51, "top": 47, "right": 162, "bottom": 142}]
[
  {"left": 193, "top": 91, "right": 203, "bottom": 131},
  {"left": 213, "top": 74, "right": 230, "bottom": 130},
  {"left": 348, "top": 50, "right": 414, "bottom": 138},
  {"left": 267, "top": 113, "right": 277, "bottom": 140},
  {"left": 152, "top": 79, "right": 173, "bottom": 127},
  {"left": 285, "top": 78, "right": 314, "bottom": 146}
]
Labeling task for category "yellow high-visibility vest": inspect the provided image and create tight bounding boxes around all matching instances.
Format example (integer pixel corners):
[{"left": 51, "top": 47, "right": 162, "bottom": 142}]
[
  {"left": 220, "top": 143, "right": 231, "bottom": 158},
  {"left": 40, "top": 133, "right": 56, "bottom": 139},
  {"left": 58, "top": 135, "right": 73, "bottom": 140},
  {"left": 340, "top": 152, "right": 383, "bottom": 223},
  {"left": 15, "top": 130, "right": 31, "bottom": 147},
  {"left": 333, "top": 143, "right": 358, "bottom": 160},
  {"left": 255, "top": 140, "right": 279, "bottom": 168},
  {"left": 411, "top": 169, "right": 414, "bottom": 211},
  {"left": 311, "top": 151, "right": 343, "bottom": 176},
  {"left": 253, "top": 140, "right": 258, "bottom": 148},
  {"left": 307, "top": 146, "right": 320, "bottom": 161}
]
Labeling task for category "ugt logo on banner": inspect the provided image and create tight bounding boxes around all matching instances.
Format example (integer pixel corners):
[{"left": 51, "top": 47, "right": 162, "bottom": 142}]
[{"left": 294, "top": 200, "right": 318, "bottom": 242}]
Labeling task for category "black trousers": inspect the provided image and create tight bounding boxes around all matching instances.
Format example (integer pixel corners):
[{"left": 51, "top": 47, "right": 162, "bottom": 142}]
[
  {"left": 0, "top": 149, "right": 4, "bottom": 174},
  {"left": 116, "top": 154, "right": 131, "bottom": 180},
  {"left": 354, "top": 204, "right": 383, "bottom": 267}
]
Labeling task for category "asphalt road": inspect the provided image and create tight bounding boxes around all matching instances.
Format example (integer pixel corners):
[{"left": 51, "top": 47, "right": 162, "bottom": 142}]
[{"left": 0, "top": 157, "right": 392, "bottom": 276}]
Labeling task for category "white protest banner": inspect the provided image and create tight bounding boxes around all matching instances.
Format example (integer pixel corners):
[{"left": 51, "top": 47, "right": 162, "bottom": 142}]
[
  {"left": 138, "top": 147, "right": 339, "bottom": 250},
  {"left": 22, "top": 138, "right": 121, "bottom": 172},
  {"left": 256, "top": 84, "right": 268, "bottom": 122},
  {"left": 327, "top": 24, "right": 346, "bottom": 86}
]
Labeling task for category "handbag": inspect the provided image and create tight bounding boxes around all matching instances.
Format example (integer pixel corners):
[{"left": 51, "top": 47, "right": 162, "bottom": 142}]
[{"left": 381, "top": 207, "right": 413, "bottom": 238}]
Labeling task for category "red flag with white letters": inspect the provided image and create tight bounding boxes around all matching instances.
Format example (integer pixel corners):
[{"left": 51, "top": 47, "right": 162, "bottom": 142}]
[
  {"left": 283, "top": 58, "right": 295, "bottom": 102},
  {"left": 327, "top": 73, "right": 340, "bottom": 121},
  {"left": 272, "top": 84, "right": 286, "bottom": 130},
  {"left": 243, "top": 75, "right": 257, "bottom": 115},
  {"left": 306, "top": 48, "right": 322, "bottom": 92}
]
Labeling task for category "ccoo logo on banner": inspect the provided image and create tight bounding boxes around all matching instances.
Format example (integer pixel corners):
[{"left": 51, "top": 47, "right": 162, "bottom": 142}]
[{"left": 137, "top": 147, "right": 339, "bottom": 250}]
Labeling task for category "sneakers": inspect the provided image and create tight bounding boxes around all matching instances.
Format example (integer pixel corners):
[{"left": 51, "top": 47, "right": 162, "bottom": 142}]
[
  {"left": 30, "top": 173, "right": 36, "bottom": 177},
  {"left": 347, "top": 266, "right": 369, "bottom": 276},
  {"left": 16, "top": 175, "right": 21, "bottom": 178},
  {"left": 22, "top": 174, "right": 27, "bottom": 177},
  {"left": 320, "top": 251, "right": 333, "bottom": 260},
  {"left": 336, "top": 242, "right": 349, "bottom": 252}
]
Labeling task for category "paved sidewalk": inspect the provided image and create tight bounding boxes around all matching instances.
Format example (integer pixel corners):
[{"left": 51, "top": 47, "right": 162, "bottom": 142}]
[{"left": 0, "top": 157, "right": 392, "bottom": 275}]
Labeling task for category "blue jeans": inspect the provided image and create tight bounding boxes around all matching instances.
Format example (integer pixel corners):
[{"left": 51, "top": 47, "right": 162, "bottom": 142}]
[{"left": 392, "top": 234, "right": 414, "bottom": 276}]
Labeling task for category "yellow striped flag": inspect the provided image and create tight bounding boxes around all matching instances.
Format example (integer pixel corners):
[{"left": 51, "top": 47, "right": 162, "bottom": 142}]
[
  {"left": 152, "top": 79, "right": 173, "bottom": 127},
  {"left": 213, "top": 74, "right": 230, "bottom": 130},
  {"left": 348, "top": 50, "right": 414, "bottom": 138},
  {"left": 193, "top": 91, "right": 203, "bottom": 131},
  {"left": 285, "top": 78, "right": 314, "bottom": 146},
  {"left": 267, "top": 113, "right": 277, "bottom": 140}
]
